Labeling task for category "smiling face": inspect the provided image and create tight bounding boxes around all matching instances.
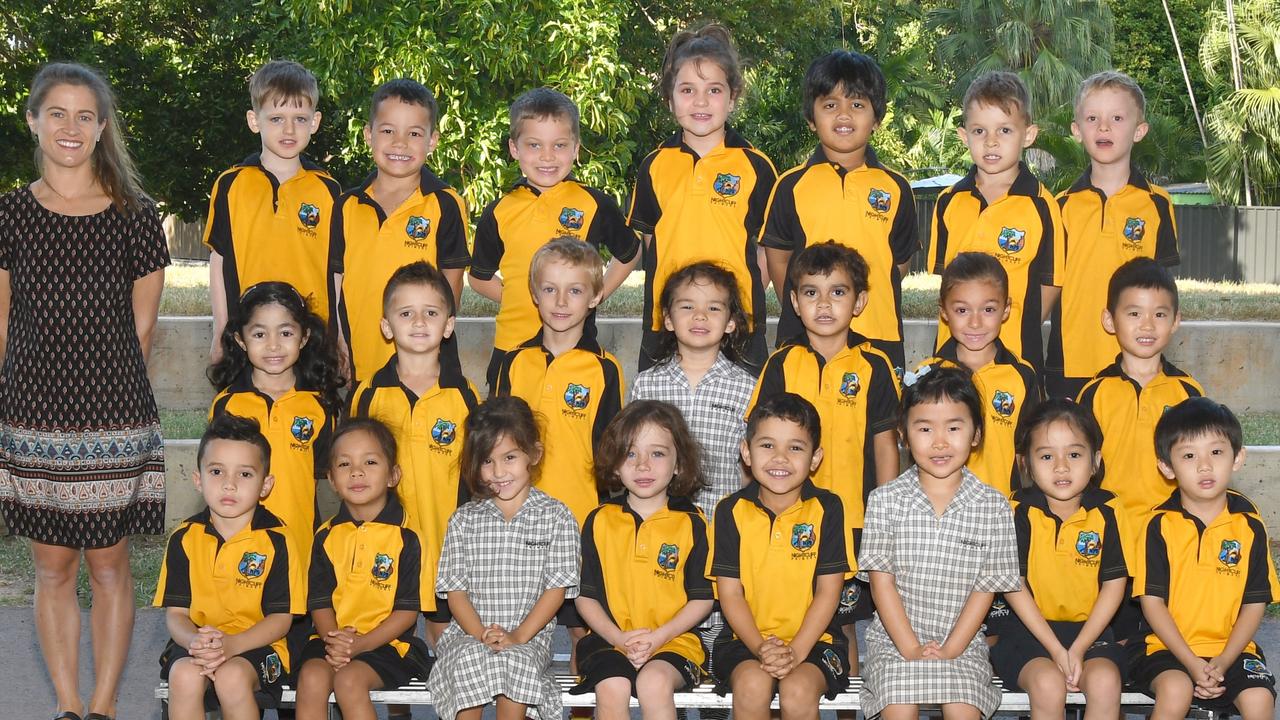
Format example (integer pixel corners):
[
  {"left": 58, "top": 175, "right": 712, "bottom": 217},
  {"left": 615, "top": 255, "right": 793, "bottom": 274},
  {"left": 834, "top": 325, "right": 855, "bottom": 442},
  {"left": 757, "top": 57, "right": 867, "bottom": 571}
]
[
  {"left": 247, "top": 96, "right": 320, "bottom": 165},
  {"left": 364, "top": 98, "right": 438, "bottom": 180},
  {"left": 740, "top": 417, "right": 823, "bottom": 500},
  {"left": 1073, "top": 87, "right": 1148, "bottom": 167},
  {"left": 1158, "top": 431, "right": 1244, "bottom": 504},
  {"left": 532, "top": 259, "right": 601, "bottom": 335},
  {"left": 663, "top": 277, "right": 736, "bottom": 355},
  {"left": 194, "top": 439, "right": 273, "bottom": 522},
  {"left": 236, "top": 302, "right": 307, "bottom": 385},
  {"left": 509, "top": 115, "right": 579, "bottom": 193},
  {"left": 1102, "top": 287, "right": 1180, "bottom": 360},
  {"left": 381, "top": 281, "right": 455, "bottom": 355},
  {"left": 810, "top": 85, "right": 879, "bottom": 167},
  {"left": 669, "top": 58, "right": 734, "bottom": 146},
  {"left": 904, "top": 398, "right": 981, "bottom": 483},
  {"left": 940, "top": 279, "right": 1010, "bottom": 354},
  {"left": 958, "top": 101, "right": 1038, "bottom": 179},
  {"left": 618, "top": 422, "right": 678, "bottom": 503},
  {"left": 328, "top": 429, "right": 400, "bottom": 513},
  {"left": 1023, "top": 419, "right": 1099, "bottom": 504},
  {"left": 791, "top": 268, "right": 867, "bottom": 343},
  {"left": 27, "top": 83, "right": 104, "bottom": 172},
  {"left": 480, "top": 433, "right": 541, "bottom": 503}
]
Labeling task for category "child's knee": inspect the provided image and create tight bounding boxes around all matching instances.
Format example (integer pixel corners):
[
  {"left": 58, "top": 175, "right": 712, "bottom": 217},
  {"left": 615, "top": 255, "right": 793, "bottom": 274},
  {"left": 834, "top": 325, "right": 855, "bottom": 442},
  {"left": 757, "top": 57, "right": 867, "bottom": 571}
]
[
  {"left": 730, "top": 664, "right": 775, "bottom": 705},
  {"left": 1079, "top": 659, "right": 1121, "bottom": 699},
  {"left": 211, "top": 657, "right": 259, "bottom": 702},
  {"left": 1150, "top": 669, "right": 1193, "bottom": 708},
  {"left": 594, "top": 676, "right": 632, "bottom": 706},
  {"left": 1232, "top": 687, "right": 1276, "bottom": 719},
  {"left": 167, "top": 658, "right": 209, "bottom": 696},
  {"left": 635, "top": 664, "right": 678, "bottom": 702},
  {"left": 1021, "top": 662, "right": 1067, "bottom": 701},
  {"left": 332, "top": 664, "right": 378, "bottom": 700},
  {"left": 777, "top": 670, "right": 823, "bottom": 709}
]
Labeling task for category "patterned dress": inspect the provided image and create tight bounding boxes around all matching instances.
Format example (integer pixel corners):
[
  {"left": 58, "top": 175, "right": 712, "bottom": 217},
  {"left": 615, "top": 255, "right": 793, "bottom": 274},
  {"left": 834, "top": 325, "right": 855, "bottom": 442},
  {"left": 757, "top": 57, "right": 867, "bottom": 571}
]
[
  {"left": 430, "top": 488, "right": 580, "bottom": 719},
  {"left": 0, "top": 188, "right": 169, "bottom": 547},
  {"left": 857, "top": 466, "right": 1020, "bottom": 718}
]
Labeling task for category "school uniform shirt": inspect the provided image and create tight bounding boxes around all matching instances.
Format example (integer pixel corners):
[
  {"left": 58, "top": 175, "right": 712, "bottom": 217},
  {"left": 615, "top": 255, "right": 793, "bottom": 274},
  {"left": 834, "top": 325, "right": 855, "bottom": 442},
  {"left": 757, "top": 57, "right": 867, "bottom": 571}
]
[
  {"left": 471, "top": 178, "right": 639, "bottom": 353},
  {"left": 348, "top": 354, "right": 480, "bottom": 611},
  {"left": 1010, "top": 486, "right": 1129, "bottom": 622},
  {"left": 153, "top": 506, "right": 305, "bottom": 670},
  {"left": 210, "top": 381, "right": 336, "bottom": 566},
  {"left": 918, "top": 339, "right": 1041, "bottom": 494},
  {"left": 494, "top": 331, "right": 624, "bottom": 526},
  {"left": 580, "top": 496, "right": 713, "bottom": 664},
  {"left": 1050, "top": 167, "right": 1179, "bottom": 380},
  {"left": 203, "top": 154, "right": 342, "bottom": 322},
  {"left": 309, "top": 495, "right": 422, "bottom": 657},
  {"left": 761, "top": 146, "right": 918, "bottom": 346},
  {"left": 927, "top": 163, "right": 1065, "bottom": 369},
  {"left": 748, "top": 330, "right": 900, "bottom": 535},
  {"left": 1133, "top": 489, "right": 1280, "bottom": 657},
  {"left": 1077, "top": 357, "right": 1203, "bottom": 530},
  {"left": 626, "top": 127, "right": 776, "bottom": 333},
  {"left": 331, "top": 166, "right": 471, "bottom": 381},
  {"left": 712, "top": 480, "right": 850, "bottom": 646}
]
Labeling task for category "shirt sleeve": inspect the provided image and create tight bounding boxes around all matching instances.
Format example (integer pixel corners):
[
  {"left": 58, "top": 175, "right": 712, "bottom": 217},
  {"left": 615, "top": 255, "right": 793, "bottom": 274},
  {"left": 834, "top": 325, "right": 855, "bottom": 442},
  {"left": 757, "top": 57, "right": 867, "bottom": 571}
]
[
  {"left": 1153, "top": 191, "right": 1180, "bottom": 266},
  {"left": 867, "top": 353, "right": 901, "bottom": 434},
  {"left": 202, "top": 171, "right": 234, "bottom": 255},
  {"left": 592, "top": 355, "right": 625, "bottom": 456},
  {"left": 132, "top": 202, "right": 171, "bottom": 280},
  {"left": 154, "top": 527, "right": 193, "bottom": 607},
  {"left": 261, "top": 530, "right": 299, "bottom": 615},
  {"left": 816, "top": 493, "right": 851, "bottom": 576},
  {"left": 435, "top": 510, "right": 470, "bottom": 596},
  {"left": 1133, "top": 514, "right": 1169, "bottom": 599},
  {"left": 1098, "top": 504, "right": 1129, "bottom": 582},
  {"left": 469, "top": 199, "right": 503, "bottom": 280},
  {"left": 578, "top": 510, "right": 605, "bottom": 601},
  {"left": 1243, "top": 515, "right": 1280, "bottom": 604},
  {"left": 434, "top": 189, "right": 472, "bottom": 269},
  {"left": 393, "top": 529, "right": 423, "bottom": 611},
  {"left": 744, "top": 151, "right": 778, "bottom": 240},
  {"left": 974, "top": 492, "right": 1021, "bottom": 592},
  {"left": 626, "top": 151, "right": 661, "bottom": 234},
  {"left": 1012, "top": 503, "right": 1032, "bottom": 578},
  {"left": 711, "top": 499, "right": 743, "bottom": 578},
  {"left": 1033, "top": 191, "right": 1065, "bottom": 286},
  {"left": 888, "top": 172, "right": 919, "bottom": 265},
  {"left": 544, "top": 504, "right": 581, "bottom": 597},
  {"left": 927, "top": 189, "right": 955, "bottom": 275},
  {"left": 328, "top": 196, "right": 348, "bottom": 274},
  {"left": 307, "top": 528, "right": 337, "bottom": 611},
  {"left": 585, "top": 188, "right": 640, "bottom": 263},
  {"left": 684, "top": 511, "right": 714, "bottom": 599},
  {"left": 759, "top": 172, "right": 802, "bottom": 251},
  {"left": 746, "top": 350, "right": 789, "bottom": 419},
  {"left": 856, "top": 486, "right": 894, "bottom": 579}
]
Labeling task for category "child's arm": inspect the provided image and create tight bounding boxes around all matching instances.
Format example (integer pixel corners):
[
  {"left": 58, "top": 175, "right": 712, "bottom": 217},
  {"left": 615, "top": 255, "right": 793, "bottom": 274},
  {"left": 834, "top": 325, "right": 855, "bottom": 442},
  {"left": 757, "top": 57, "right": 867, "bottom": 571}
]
[
  {"left": 718, "top": 576, "right": 768, "bottom": 655},
  {"left": 764, "top": 247, "right": 791, "bottom": 295},
  {"left": 508, "top": 586, "right": 568, "bottom": 645},
  {"left": 209, "top": 251, "right": 228, "bottom": 362},
  {"left": 575, "top": 596, "right": 638, "bottom": 649},
  {"left": 133, "top": 267, "right": 164, "bottom": 364},
  {"left": 1209, "top": 602, "right": 1267, "bottom": 676},
  {"left": 165, "top": 606, "right": 203, "bottom": 651},
  {"left": 347, "top": 610, "right": 421, "bottom": 656},
  {"left": 868, "top": 571, "right": 928, "bottom": 659},
  {"left": 1040, "top": 285, "right": 1061, "bottom": 322},
  {"left": 784, "top": 572, "right": 842, "bottom": 661},
  {"left": 1139, "top": 595, "right": 1223, "bottom": 694},
  {"left": 941, "top": 491, "right": 1020, "bottom": 660},
  {"left": 468, "top": 202, "right": 505, "bottom": 303},
  {"left": 601, "top": 253, "right": 639, "bottom": 299},
  {"left": 443, "top": 269, "right": 465, "bottom": 307},
  {"left": 467, "top": 274, "right": 503, "bottom": 303},
  {"left": 1004, "top": 588, "right": 1074, "bottom": 678},
  {"left": 220, "top": 613, "right": 294, "bottom": 660},
  {"left": 446, "top": 590, "right": 488, "bottom": 641},
  {"left": 1208, "top": 523, "right": 1279, "bottom": 677},
  {"left": 937, "top": 590, "right": 994, "bottom": 660},
  {"left": 873, "top": 429, "right": 900, "bottom": 486}
]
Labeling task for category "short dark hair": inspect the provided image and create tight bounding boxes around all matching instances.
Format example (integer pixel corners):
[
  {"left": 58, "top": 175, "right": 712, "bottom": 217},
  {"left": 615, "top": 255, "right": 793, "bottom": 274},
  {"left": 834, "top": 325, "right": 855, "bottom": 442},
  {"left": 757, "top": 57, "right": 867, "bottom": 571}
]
[
  {"left": 787, "top": 241, "right": 870, "bottom": 296},
  {"left": 198, "top": 414, "right": 271, "bottom": 475},
  {"left": 940, "top": 252, "right": 1010, "bottom": 303},
  {"left": 382, "top": 260, "right": 456, "bottom": 317},
  {"left": 1106, "top": 257, "right": 1179, "bottom": 314},
  {"left": 329, "top": 417, "right": 399, "bottom": 470},
  {"left": 459, "top": 396, "right": 543, "bottom": 499},
  {"left": 745, "top": 393, "right": 822, "bottom": 450},
  {"left": 1154, "top": 397, "right": 1244, "bottom": 467},
  {"left": 963, "top": 71, "right": 1032, "bottom": 125},
  {"left": 249, "top": 59, "right": 319, "bottom": 111},
  {"left": 369, "top": 78, "right": 437, "bottom": 130},
  {"left": 900, "top": 365, "right": 982, "bottom": 441},
  {"left": 509, "top": 87, "right": 580, "bottom": 141},
  {"left": 1014, "top": 398, "right": 1105, "bottom": 490},
  {"left": 802, "top": 50, "right": 887, "bottom": 122},
  {"left": 594, "top": 400, "right": 705, "bottom": 498},
  {"left": 655, "top": 261, "right": 751, "bottom": 365}
]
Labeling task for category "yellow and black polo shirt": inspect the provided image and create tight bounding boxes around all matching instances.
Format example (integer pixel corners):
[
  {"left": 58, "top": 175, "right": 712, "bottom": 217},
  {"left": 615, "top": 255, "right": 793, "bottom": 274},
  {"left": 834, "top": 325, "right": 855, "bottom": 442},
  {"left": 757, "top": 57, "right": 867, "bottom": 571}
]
[
  {"left": 1134, "top": 489, "right": 1280, "bottom": 657},
  {"left": 210, "top": 381, "right": 336, "bottom": 566},
  {"left": 1077, "top": 357, "right": 1203, "bottom": 529},
  {"left": 1050, "top": 168, "right": 1179, "bottom": 380},
  {"left": 331, "top": 166, "right": 471, "bottom": 381},
  {"left": 712, "top": 480, "right": 850, "bottom": 645},
  {"left": 309, "top": 495, "right": 422, "bottom": 657},
  {"left": 1011, "top": 486, "right": 1129, "bottom": 622},
  {"left": 626, "top": 127, "right": 776, "bottom": 333},
  {"left": 494, "top": 330, "right": 624, "bottom": 525},
  {"left": 760, "top": 146, "right": 918, "bottom": 347},
  {"left": 920, "top": 339, "right": 1041, "bottom": 495},
  {"left": 471, "top": 178, "right": 639, "bottom": 353},
  {"left": 154, "top": 506, "right": 304, "bottom": 670},
  {"left": 747, "top": 330, "right": 899, "bottom": 537},
  {"left": 348, "top": 354, "right": 480, "bottom": 611},
  {"left": 204, "top": 154, "right": 342, "bottom": 322},
  {"left": 580, "top": 496, "right": 712, "bottom": 664},
  {"left": 927, "top": 163, "right": 1065, "bottom": 369}
]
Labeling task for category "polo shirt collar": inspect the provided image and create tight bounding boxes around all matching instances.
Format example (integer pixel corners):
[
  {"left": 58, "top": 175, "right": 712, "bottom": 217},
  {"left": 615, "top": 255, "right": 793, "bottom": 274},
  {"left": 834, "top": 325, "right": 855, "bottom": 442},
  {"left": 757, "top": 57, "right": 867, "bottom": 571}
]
[
  {"left": 740, "top": 478, "right": 822, "bottom": 516},
  {"left": 788, "top": 329, "right": 871, "bottom": 357},
  {"left": 353, "top": 165, "right": 447, "bottom": 200},
  {"left": 1014, "top": 485, "right": 1114, "bottom": 514},
  {"left": 1067, "top": 164, "right": 1151, "bottom": 194},
  {"left": 1096, "top": 354, "right": 1190, "bottom": 383},
  {"left": 512, "top": 175, "right": 579, "bottom": 196},
  {"left": 192, "top": 504, "right": 284, "bottom": 542},
  {"left": 1157, "top": 488, "right": 1258, "bottom": 518},
  {"left": 954, "top": 162, "right": 1040, "bottom": 198},
  {"left": 368, "top": 353, "right": 469, "bottom": 395},
  {"left": 805, "top": 144, "right": 884, "bottom": 171},
  {"left": 330, "top": 493, "right": 406, "bottom": 526},
  {"left": 660, "top": 126, "right": 752, "bottom": 155},
  {"left": 936, "top": 337, "right": 1020, "bottom": 368},
  {"left": 606, "top": 494, "right": 699, "bottom": 522},
  {"left": 518, "top": 328, "right": 604, "bottom": 357}
]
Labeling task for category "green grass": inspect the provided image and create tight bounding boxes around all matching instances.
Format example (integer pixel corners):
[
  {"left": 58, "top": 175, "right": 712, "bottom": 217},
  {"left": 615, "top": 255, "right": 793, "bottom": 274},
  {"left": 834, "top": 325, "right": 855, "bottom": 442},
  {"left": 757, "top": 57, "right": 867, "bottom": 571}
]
[
  {"left": 160, "top": 409, "right": 209, "bottom": 440},
  {"left": 1239, "top": 413, "right": 1280, "bottom": 446},
  {"left": 0, "top": 534, "right": 166, "bottom": 607}
]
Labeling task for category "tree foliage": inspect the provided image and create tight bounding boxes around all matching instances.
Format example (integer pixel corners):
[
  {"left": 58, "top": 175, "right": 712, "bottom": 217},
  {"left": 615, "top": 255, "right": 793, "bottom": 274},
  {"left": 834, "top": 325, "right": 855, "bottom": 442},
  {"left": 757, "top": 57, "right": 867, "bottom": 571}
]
[{"left": 1110, "top": 0, "right": 1213, "bottom": 142}]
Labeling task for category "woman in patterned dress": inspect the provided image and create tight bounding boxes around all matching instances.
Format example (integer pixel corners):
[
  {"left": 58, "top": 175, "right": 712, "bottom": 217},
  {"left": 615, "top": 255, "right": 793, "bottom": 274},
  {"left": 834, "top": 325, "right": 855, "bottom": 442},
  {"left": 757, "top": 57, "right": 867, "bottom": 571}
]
[{"left": 0, "top": 63, "right": 168, "bottom": 720}]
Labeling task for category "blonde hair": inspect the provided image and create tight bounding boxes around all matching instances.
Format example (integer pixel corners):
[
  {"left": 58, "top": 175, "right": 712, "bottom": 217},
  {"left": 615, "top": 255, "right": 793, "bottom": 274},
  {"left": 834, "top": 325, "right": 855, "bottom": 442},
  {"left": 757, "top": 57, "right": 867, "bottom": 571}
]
[{"left": 1075, "top": 70, "right": 1146, "bottom": 118}]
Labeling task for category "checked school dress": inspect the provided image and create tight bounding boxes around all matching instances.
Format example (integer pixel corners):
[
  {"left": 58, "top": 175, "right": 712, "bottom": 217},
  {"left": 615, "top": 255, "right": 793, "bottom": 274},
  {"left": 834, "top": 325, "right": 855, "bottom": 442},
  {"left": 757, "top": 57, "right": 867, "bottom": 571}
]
[
  {"left": 430, "top": 488, "right": 580, "bottom": 719},
  {"left": 0, "top": 188, "right": 169, "bottom": 546}
]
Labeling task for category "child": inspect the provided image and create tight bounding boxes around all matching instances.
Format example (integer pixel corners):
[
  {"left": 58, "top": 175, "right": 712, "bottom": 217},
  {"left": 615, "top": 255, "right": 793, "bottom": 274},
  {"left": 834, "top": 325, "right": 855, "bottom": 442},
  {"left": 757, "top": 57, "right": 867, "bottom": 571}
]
[
  {"left": 429, "top": 396, "right": 580, "bottom": 720},
  {"left": 348, "top": 261, "right": 480, "bottom": 641},
  {"left": 927, "top": 71, "right": 1064, "bottom": 371},
  {"left": 1134, "top": 398, "right": 1279, "bottom": 720},
  {"left": 331, "top": 78, "right": 471, "bottom": 382},
  {"left": 858, "top": 365, "right": 1020, "bottom": 720},
  {"left": 712, "top": 393, "right": 849, "bottom": 720},
  {"left": 574, "top": 400, "right": 714, "bottom": 720},
  {"left": 469, "top": 87, "right": 641, "bottom": 390},
  {"left": 208, "top": 281, "right": 342, "bottom": 565},
  {"left": 990, "top": 399, "right": 1129, "bottom": 719},
  {"left": 749, "top": 241, "right": 900, "bottom": 670},
  {"left": 911, "top": 252, "right": 1040, "bottom": 494},
  {"left": 155, "top": 414, "right": 303, "bottom": 718},
  {"left": 761, "top": 49, "right": 917, "bottom": 370},
  {"left": 1048, "top": 71, "right": 1180, "bottom": 399},
  {"left": 295, "top": 419, "right": 432, "bottom": 720},
  {"left": 627, "top": 23, "right": 777, "bottom": 372},
  {"left": 204, "top": 60, "right": 341, "bottom": 362}
]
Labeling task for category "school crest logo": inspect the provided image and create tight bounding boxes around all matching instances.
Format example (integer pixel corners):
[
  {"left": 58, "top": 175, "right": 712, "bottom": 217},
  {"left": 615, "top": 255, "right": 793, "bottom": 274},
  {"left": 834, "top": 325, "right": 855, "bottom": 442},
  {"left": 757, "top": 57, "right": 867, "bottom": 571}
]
[
  {"left": 431, "top": 418, "right": 457, "bottom": 446},
  {"left": 260, "top": 652, "right": 283, "bottom": 684},
  {"left": 1244, "top": 658, "right": 1271, "bottom": 676},
  {"left": 821, "top": 647, "right": 844, "bottom": 677},
  {"left": 657, "top": 544, "right": 680, "bottom": 571},
  {"left": 559, "top": 207, "right": 585, "bottom": 231},
  {"left": 405, "top": 215, "right": 431, "bottom": 240},
  {"left": 372, "top": 553, "right": 394, "bottom": 581},
  {"left": 791, "top": 523, "right": 816, "bottom": 551},
  {"left": 988, "top": 597, "right": 1011, "bottom": 618},
  {"left": 840, "top": 372, "right": 861, "bottom": 398},
  {"left": 1219, "top": 539, "right": 1242, "bottom": 567},
  {"left": 564, "top": 383, "right": 590, "bottom": 410},
  {"left": 290, "top": 416, "right": 314, "bottom": 444},
  {"left": 713, "top": 173, "right": 741, "bottom": 197},
  {"left": 238, "top": 552, "right": 267, "bottom": 579},
  {"left": 298, "top": 203, "right": 320, "bottom": 228},
  {"left": 991, "top": 391, "right": 1015, "bottom": 417},
  {"left": 1123, "top": 217, "right": 1146, "bottom": 244},
  {"left": 867, "top": 188, "right": 892, "bottom": 212},
  {"left": 839, "top": 582, "right": 860, "bottom": 610},
  {"left": 1076, "top": 530, "right": 1102, "bottom": 558},
  {"left": 997, "top": 227, "right": 1026, "bottom": 254}
]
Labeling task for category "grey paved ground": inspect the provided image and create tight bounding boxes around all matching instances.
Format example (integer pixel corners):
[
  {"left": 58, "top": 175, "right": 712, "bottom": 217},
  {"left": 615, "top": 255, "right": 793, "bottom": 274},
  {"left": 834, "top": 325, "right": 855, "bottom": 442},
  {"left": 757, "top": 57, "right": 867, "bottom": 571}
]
[{"left": 12, "top": 608, "right": 1280, "bottom": 718}]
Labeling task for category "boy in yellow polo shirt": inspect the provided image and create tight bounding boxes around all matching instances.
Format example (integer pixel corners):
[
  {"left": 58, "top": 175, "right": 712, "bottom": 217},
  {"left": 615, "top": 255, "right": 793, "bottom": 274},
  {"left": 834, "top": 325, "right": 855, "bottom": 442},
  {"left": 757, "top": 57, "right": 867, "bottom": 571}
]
[
  {"left": 205, "top": 60, "right": 341, "bottom": 361},
  {"left": 1134, "top": 398, "right": 1278, "bottom": 720},
  {"left": 332, "top": 78, "right": 471, "bottom": 382},
  {"left": 469, "top": 87, "right": 640, "bottom": 390}
]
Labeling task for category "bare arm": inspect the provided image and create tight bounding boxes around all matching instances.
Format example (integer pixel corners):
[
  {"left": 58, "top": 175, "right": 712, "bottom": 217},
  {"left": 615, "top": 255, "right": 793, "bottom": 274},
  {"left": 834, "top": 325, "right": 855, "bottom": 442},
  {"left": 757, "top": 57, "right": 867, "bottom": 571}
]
[
  {"left": 222, "top": 612, "right": 293, "bottom": 658},
  {"left": 510, "top": 587, "right": 567, "bottom": 644},
  {"left": 446, "top": 590, "right": 487, "bottom": 641},
  {"left": 443, "top": 268, "right": 465, "bottom": 307},
  {"left": 311, "top": 607, "right": 339, "bottom": 638},
  {"left": 165, "top": 606, "right": 201, "bottom": 649},
  {"left": 601, "top": 253, "right": 640, "bottom": 299},
  {"left": 575, "top": 596, "right": 629, "bottom": 648},
  {"left": 1139, "top": 595, "right": 1209, "bottom": 672},
  {"left": 133, "top": 267, "right": 165, "bottom": 365},
  {"left": 208, "top": 251, "right": 227, "bottom": 362},
  {"left": 1071, "top": 577, "right": 1127, "bottom": 653},
  {"left": 350, "top": 609, "right": 420, "bottom": 655},
  {"left": 868, "top": 570, "right": 926, "bottom": 659},
  {"left": 467, "top": 273, "right": 504, "bottom": 304},
  {"left": 939, "top": 590, "right": 995, "bottom": 659},
  {"left": 873, "top": 429, "right": 901, "bottom": 486},
  {"left": 1040, "top": 285, "right": 1061, "bottom": 323},
  {"left": 1004, "top": 587, "right": 1066, "bottom": 655},
  {"left": 0, "top": 268, "right": 9, "bottom": 365},
  {"left": 1210, "top": 602, "right": 1267, "bottom": 671},
  {"left": 718, "top": 576, "right": 767, "bottom": 655},
  {"left": 765, "top": 247, "right": 792, "bottom": 295},
  {"left": 787, "top": 573, "right": 843, "bottom": 659},
  {"left": 651, "top": 598, "right": 714, "bottom": 649}
]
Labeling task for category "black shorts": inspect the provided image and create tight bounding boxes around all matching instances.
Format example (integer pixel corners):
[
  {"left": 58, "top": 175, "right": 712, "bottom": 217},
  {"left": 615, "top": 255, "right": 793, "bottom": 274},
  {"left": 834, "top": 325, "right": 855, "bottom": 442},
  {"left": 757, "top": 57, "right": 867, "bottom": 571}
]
[
  {"left": 570, "top": 632, "right": 703, "bottom": 694},
  {"left": 159, "top": 639, "right": 287, "bottom": 709},
  {"left": 298, "top": 635, "right": 432, "bottom": 688},
  {"left": 424, "top": 603, "right": 453, "bottom": 624},
  {"left": 558, "top": 598, "right": 585, "bottom": 628},
  {"left": 989, "top": 617, "right": 1126, "bottom": 691},
  {"left": 1132, "top": 649, "right": 1277, "bottom": 710},
  {"left": 835, "top": 576, "right": 874, "bottom": 625},
  {"left": 711, "top": 637, "right": 848, "bottom": 699},
  {"left": 984, "top": 594, "right": 1016, "bottom": 638}
]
